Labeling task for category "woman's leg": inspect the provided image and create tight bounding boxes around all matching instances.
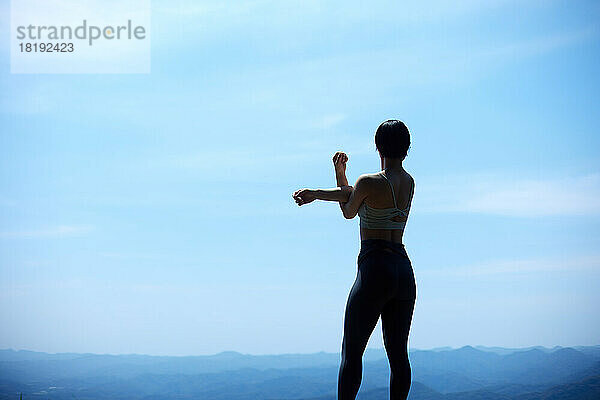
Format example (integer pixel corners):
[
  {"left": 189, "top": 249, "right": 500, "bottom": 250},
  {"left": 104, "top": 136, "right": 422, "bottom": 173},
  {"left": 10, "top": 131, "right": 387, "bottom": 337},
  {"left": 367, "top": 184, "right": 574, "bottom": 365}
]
[
  {"left": 337, "top": 272, "right": 384, "bottom": 400},
  {"left": 381, "top": 295, "right": 416, "bottom": 400}
]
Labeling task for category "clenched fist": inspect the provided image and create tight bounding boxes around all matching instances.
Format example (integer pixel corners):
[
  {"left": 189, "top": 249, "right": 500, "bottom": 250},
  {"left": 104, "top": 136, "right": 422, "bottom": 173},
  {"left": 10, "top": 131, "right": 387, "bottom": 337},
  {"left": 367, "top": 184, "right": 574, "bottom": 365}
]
[
  {"left": 333, "top": 151, "right": 348, "bottom": 173},
  {"left": 292, "top": 188, "right": 316, "bottom": 206}
]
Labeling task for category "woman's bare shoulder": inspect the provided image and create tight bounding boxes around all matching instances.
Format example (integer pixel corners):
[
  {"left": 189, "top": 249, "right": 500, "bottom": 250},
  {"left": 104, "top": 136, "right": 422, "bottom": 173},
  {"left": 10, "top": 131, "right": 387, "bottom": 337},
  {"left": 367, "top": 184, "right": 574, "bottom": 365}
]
[
  {"left": 359, "top": 171, "right": 385, "bottom": 179},
  {"left": 356, "top": 171, "right": 385, "bottom": 184}
]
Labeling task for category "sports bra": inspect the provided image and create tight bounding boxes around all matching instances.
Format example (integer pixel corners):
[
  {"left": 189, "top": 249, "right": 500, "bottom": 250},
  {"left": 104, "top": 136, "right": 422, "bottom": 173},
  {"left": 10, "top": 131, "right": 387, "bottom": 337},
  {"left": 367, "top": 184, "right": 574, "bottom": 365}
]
[{"left": 358, "top": 171, "right": 414, "bottom": 230}]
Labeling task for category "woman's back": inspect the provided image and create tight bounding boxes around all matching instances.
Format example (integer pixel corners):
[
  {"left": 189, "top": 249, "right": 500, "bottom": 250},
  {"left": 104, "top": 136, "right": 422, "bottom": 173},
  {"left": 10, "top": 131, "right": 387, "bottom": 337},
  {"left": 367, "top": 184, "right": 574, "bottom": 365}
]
[{"left": 359, "top": 168, "right": 415, "bottom": 243}]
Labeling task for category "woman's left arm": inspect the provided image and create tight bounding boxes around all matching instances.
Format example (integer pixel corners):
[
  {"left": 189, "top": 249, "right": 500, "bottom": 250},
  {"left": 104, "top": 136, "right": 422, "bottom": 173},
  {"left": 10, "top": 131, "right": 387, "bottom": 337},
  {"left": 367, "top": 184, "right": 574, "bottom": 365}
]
[
  {"left": 293, "top": 175, "right": 370, "bottom": 219},
  {"left": 292, "top": 186, "right": 352, "bottom": 205}
]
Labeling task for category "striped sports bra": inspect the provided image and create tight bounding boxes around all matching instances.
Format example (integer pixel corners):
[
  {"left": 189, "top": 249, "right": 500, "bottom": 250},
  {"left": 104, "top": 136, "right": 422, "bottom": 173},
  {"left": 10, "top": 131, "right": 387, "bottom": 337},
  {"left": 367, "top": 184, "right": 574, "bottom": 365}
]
[{"left": 358, "top": 171, "right": 415, "bottom": 230}]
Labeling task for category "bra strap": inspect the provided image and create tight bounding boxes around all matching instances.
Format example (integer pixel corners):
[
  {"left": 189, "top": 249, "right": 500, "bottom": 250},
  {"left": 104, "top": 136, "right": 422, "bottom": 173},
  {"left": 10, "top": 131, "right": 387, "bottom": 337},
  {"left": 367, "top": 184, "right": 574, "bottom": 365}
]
[
  {"left": 382, "top": 172, "right": 415, "bottom": 212},
  {"left": 402, "top": 178, "right": 415, "bottom": 212},
  {"left": 380, "top": 171, "right": 398, "bottom": 208}
]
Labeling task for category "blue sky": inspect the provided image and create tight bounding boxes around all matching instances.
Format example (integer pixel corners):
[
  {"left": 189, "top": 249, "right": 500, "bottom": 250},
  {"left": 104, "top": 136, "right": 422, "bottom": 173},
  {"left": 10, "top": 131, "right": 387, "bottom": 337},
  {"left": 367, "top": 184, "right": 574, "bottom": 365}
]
[{"left": 1, "top": 0, "right": 599, "bottom": 356}]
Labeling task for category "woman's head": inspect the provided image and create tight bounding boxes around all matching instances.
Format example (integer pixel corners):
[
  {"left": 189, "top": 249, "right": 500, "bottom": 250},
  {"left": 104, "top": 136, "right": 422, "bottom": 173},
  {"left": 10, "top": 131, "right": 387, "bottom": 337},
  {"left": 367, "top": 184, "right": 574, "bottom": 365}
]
[{"left": 375, "top": 119, "right": 410, "bottom": 160}]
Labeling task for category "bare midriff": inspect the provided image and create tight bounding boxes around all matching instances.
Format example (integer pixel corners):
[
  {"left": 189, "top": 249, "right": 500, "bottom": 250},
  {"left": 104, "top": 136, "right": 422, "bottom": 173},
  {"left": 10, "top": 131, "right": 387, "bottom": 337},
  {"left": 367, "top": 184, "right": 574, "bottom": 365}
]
[{"left": 360, "top": 226, "right": 406, "bottom": 244}]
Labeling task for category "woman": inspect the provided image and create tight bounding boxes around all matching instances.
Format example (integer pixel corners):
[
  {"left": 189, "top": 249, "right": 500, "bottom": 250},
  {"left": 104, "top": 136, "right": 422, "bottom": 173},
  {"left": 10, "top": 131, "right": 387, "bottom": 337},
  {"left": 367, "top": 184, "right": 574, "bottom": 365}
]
[{"left": 292, "top": 119, "right": 416, "bottom": 400}]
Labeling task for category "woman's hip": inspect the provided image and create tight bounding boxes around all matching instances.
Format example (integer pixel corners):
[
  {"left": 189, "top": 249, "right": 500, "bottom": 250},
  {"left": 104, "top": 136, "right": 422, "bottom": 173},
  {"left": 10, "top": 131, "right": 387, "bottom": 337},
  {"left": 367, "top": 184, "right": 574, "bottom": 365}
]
[
  {"left": 358, "top": 239, "right": 410, "bottom": 264},
  {"left": 356, "top": 239, "right": 416, "bottom": 299}
]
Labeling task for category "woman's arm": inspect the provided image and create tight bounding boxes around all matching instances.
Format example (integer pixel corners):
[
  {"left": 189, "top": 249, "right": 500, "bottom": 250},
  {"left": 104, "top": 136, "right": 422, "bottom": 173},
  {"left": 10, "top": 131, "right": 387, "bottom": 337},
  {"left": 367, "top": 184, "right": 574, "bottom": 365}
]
[
  {"left": 292, "top": 175, "right": 369, "bottom": 219},
  {"left": 333, "top": 151, "right": 349, "bottom": 187},
  {"left": 292, "top": 151, "right": 368, "bottom": 219},
  {"left": 338, "top": 175, "right": 369, "bottom": 219},
  {"left": 332, "top": 151, "right": 371, "bottom": 219},
  {"left": 292, "top": 186, "right": 352, "bottom": 205},
  {"left": 333, "top": 151, "right": 349, "bottom": 215}
]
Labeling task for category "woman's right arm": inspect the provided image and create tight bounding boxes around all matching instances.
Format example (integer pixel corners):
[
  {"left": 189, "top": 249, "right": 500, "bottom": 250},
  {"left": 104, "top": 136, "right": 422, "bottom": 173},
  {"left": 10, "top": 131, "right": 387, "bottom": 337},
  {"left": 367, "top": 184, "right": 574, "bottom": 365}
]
[
  {"left": 292, "top": 151, "right": 367, "bottom": 218},
  {"left": 292, "top": 176, "right": 369, "bottom": 220},
  {"left": 333, "top": 151, "right": 349, "bottom": 187},
  {"left": 292, "top": 186, "right": 352, "bottom": 206}
]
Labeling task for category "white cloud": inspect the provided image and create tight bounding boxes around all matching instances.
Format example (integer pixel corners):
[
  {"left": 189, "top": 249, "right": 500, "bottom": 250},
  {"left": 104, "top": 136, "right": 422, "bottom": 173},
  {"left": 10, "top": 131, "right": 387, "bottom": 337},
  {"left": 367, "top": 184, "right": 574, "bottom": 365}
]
[
  {"left": 421, "top": 253, "right": 600, "bottom": 277},
  {"left": 153, "top": 0, "right": 535, "bottom": 29},
  {"left": 470, "top": 25, "right": 599, "bottom": 64},
  {"left": 98, "top": 252, "right": 161, "bottom": 260},
  {"left": 310, "top": 113, "right": 346, "bottom": 130},
  {"left": 0, "top": 225, "right": 94, "bottom": 238},
  {"left": 0, "top": 196, "right": 17, "bottom": 207},
  {"left": 415, "top": 172, "right": 600, "bottom": 216}
]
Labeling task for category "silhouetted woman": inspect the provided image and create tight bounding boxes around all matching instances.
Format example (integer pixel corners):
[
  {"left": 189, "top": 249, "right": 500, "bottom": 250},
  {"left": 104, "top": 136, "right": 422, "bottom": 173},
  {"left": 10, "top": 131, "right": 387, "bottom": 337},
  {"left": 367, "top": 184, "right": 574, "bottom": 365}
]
[{"left": 293, "top": 120, "right": 416, "bottom": 400}]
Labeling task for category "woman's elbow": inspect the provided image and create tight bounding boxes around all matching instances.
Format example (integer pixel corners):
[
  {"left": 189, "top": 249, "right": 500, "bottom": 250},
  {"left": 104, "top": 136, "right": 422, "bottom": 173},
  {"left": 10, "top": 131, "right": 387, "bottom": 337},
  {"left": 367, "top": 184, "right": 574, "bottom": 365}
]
[
  {"left": 340, "top": 185, "right": 353, "bottom": 202},
  {"left": 342, "top": 209, "right": 356, "bottom": 220}
]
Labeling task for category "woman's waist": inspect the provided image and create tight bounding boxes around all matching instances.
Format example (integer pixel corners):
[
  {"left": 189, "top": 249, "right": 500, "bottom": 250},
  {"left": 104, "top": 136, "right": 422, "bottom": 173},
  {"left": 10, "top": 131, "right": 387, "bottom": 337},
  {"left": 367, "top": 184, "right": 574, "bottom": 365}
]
[
  {"left": 357, "top": 239, "right": 411, "bottom": 269},
  {"left": 361, "top": 237, "right": 404, "bottom": 247},
  {"left": 359, "top": 239, "right": 407, "bottom": 256},
  {"left": 360, "top": 228, "right": 405, "bottom": 242}
]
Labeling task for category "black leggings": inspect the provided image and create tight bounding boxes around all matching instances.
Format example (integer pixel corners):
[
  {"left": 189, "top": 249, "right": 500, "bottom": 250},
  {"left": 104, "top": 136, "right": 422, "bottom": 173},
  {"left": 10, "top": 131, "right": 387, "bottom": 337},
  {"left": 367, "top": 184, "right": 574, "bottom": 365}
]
[{"left": 338, "top": 239, "right": 416, "bottom": 400}]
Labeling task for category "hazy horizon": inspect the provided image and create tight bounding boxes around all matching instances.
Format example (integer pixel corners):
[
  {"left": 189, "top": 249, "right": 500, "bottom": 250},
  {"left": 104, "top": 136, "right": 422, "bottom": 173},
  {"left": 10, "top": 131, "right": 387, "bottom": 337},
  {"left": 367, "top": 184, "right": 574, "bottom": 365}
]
[
  {"left": 2, "top": 343, "right": 598, "bottom": 358},
  {"left": 3, "top": 344, "right": 599, "bottom": 399},
  {"left": 1, "top": 0, "right": 599, "bottom": 356},
  {"left": 1, "top": 343, "right": 599, "bottom": 359}
]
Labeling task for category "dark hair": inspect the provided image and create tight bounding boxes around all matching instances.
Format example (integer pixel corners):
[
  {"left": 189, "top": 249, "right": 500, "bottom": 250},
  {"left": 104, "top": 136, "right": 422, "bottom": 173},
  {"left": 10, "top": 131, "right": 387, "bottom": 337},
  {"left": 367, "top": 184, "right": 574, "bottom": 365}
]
[{"left": 374, "top": 119, "right": 411, "bottom": 159}]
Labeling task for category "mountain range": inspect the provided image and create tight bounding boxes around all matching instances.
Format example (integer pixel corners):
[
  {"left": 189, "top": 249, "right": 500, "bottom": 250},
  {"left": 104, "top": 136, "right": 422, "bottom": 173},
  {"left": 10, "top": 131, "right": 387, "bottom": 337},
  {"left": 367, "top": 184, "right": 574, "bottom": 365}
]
[{"left": 1, "top": 345, "right": 599, "bottom": 399}]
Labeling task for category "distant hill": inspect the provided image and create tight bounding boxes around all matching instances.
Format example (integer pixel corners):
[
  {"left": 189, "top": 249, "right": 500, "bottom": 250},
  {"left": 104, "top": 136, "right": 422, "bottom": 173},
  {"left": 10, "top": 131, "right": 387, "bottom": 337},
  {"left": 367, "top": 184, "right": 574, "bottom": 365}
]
[
  {"left": 292, "top": 375, "right": 600, "bottom": 400},
  {"left": 515, "top": 374, "right": 600, "bottom": 400},
  {"left": 0, "top": 346, "right": 598, "bottom": 400},
  {"left": 474, "top": 345, "right": 561, "bottom": 355},
  {"left": 284, "top": 382, "right": 444, "bottom": 400}
]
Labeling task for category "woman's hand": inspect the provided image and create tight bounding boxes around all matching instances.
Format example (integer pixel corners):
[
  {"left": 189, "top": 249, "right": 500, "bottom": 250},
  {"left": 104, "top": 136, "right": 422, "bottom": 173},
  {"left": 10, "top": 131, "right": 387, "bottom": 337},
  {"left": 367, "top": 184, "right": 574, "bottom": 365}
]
[
  {"left": 332, "top": 151, "right": 348, "bottom": 174},
  {"left": 292, "top": 188, "right": 317, "bottom": 206},
  {"left": 333, "top": 151, "right": 349, "bottom": 187}
]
